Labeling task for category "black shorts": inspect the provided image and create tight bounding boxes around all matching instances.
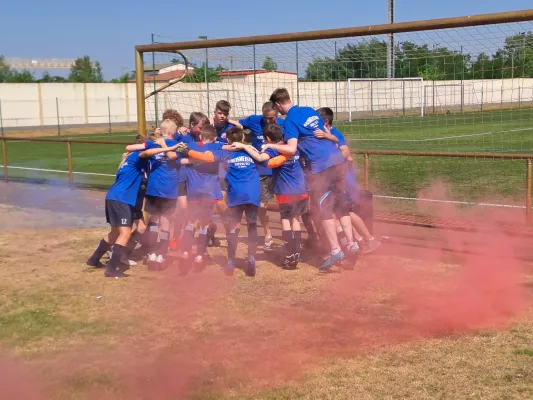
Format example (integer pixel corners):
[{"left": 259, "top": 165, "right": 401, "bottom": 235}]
[
  {"left": 144, "top": 195, "right": 177, "bottom": 216},
  {"left": 227, "top": 204, "right": 258, "bottom": 225},
  {"left": 308, "top": 163, "right": 349, "bottom": 217},
  {"left": 218, "top": 178, "right": 228, "bottom": 192},
  {"left": 105, "top": 200, "right": 134, "bottom": 227},
  {"left": 178, "top": 181, "right": 187, "bottom": 197},
  {"left": 279, "top": 197, "right": 308, "bottom": 220},
  {"left": 132, "top": 208, "right": 144, "bottom": 221},
  {"left": 260, "top": 175, "right": 274, "bottom": 204}
]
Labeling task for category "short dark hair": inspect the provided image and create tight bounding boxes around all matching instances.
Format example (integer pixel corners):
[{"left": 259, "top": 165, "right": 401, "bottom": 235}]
[
  {"left": 201, "top": 124, "right": 217, "bottom": 141},
  {"left": 317, "top": 107, "right": 334, "bottom": 125},
  {"left": 262, "top": 101, "right": 277, "bottom": 114},
  {"left": 262, "top": 123, "right": 283, "bottom": 143},
  {"left": 269, "top": 88, "right": 291, "bottom": 104},
  {"left": 162, "top": 109, "right": 184, "bottom": 127},
  {"left": 215, "top": 100, "right": 231, "bottom": 115},
  {"left": 226, "top": 127, "right": 244, "bottom": 144},
  {"left": 135, "top": 134, "right": 146, "bottom": 144},
  {"left": 189, "top": 112, "right": 209, "bottom": 127}
]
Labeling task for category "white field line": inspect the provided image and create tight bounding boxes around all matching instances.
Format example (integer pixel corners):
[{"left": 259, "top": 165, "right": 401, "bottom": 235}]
[{"left": 354, "top": 128, "right": 532, "bottom": 142}]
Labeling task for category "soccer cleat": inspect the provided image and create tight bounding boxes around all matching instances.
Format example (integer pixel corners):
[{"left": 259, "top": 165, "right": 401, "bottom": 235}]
[
  {"left": 245, "top": 256, "right": 256, "bottom": 277},
  {"left": 263, "top": 237, "right": 274, "bottom": 251},
  {"left": 319, "top": 251, "right": 345, "bottom": 271},
  {"left": 291, "top": 253, "right": 301, "bottom": 268},
  {"left": 281, "top": 254, "right": 294, "bottom": 269},
  {"left": 208, "top": 237, "right": 221, "bottom": 247},
  {"left": 348, "top": 242, "right": 360, "bottom": 256},
  {"left": 362, "top": 238, "right": 382, "bottom": 255},
  {"left": 86, "top": 258, "right": 105, "bottom": 268},
  {"left": 225, "top": 259, "right": 235, "bottom": 276},
  {"left": 104, "top": 266, "right": 128, "bottom": 278},
  {"left": 194, "top": 255, "right": 204, "bottom": 264}
]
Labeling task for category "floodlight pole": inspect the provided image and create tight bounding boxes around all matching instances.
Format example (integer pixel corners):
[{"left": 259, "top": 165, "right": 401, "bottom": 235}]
[
  {"left": 199, "top": 36, "right": 210, "bottom": 115},
  {"left": 387, "top": 0, "right": 395, "bottom": 78},
  {"left": 151, "top": 33, "right": 158, "bottom": 126}
]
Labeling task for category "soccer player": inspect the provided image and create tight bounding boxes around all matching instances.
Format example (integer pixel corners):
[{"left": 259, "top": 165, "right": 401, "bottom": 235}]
[
  {"left": 233, "top": 123, "right": 306, "bottom": 269},
  {"left": 266, "top": 88, "right": 359, "bottom": 270},
  {"left": 211, "top": 100, "right": 243, "bottom": 143},
  {"left": 86, "top": 135, "right": 177, "bottom": 277},
  {"left": 316, "top": 107, "right": 381, "bottom": 254},
  {"left": 239, "top": 101, "right": 284, "bottom": 250},
  {"left": 177, "top": 127, "right": 269, "bottom": 277},
  {"left": 179, "top": 124, "right": 224, "bottom": 265}
]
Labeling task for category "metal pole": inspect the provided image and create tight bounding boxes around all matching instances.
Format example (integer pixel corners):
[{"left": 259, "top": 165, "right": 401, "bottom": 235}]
[
  {"left": 67, "top": 141, "right": 74, "bottom": 187},
  {"left": 334, "top": 41, "right": 338, "bottom": 116},
  {"left": 461, "top": 45, "right": 464, "bottom": 112},
  {"left": 402, "top": 80, "right": 405, "bottom": 117},
  {"left": 0, "top": 99, "right": 3, "bottom": 137},
  {"left": 2, "top": 138, "right": 7, "bottom": 182},
  {"left": 527, "top": 158, "right": 532, "bottom": 224},
  {"left": 296, "top": 41, "right": 300, "bottom": 103},
  {"left": 135, "top": 49, "right": 146, "bottom": 137},
  {"left": 108, "top": 96, "right": 112, "bottom": 134},
  {"left": 253, "top": 45, "right": 257, "bottom": 114},
  {"left": 364, "top": 153, "right": 369, "bottom": 190},
  {"left": 151, "top": 34, "right": 158, "bottom": 127},
  {"left": 387, "top": 0, "right": 395, "bottom": 79},
  {"left": 199, "top": 36, "right": 210, "bottom": 115},
  {"left": 56, "top": 97, "right": 61, "bottom": 136}
]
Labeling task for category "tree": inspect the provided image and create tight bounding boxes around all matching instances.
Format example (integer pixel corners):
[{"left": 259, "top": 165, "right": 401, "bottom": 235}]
[
  {"left": 68, "top": 56, "right": 104, "bottom": 83},
  {"left": 110, "top": 71, "right": 135, "bottom": 83},
  {"left": 0, "top": 56, "right": 10, "bottom": 82},
  {"left": 262, "top": 56, "right": 278, "bottom": 71},
  {"left": 38, "top": 72, "right": 67, "bottom": 83},
  {"left": 7, "top": 70, "right": 35, "bottom": 83},
  {"left": 180, "top": 63, "right": 224, "bottom": 83}
]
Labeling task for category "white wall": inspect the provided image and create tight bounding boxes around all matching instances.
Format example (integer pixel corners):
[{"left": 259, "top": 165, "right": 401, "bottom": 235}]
[{"left": 1, "top": 78, "right": 532, "bottom": 128}]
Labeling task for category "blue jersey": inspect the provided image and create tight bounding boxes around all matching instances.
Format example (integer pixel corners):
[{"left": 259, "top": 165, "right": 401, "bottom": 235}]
[
  {"left": 145, "top": 138, "right": 180, "bottom": 199},
  {"left": 106, "top": 151, "right": 148, "bottom": 207},
  {"left": 214, "top": 122, "right": 235, "bottom": 144},
  {"left": 330, "top": 126, "right": 347, "bottom": 147},
  {"left": 330, "top": 126, "right": 359, "bottom": 203},
  {"left": 212, "top": 149, "right": 260, "bottom": 207},
  {"left": 184, "top": 142, "right": 223, "bottom": 201},
  {"left": 239, "top": 115, "right": 284, "bottom": 176},
  {"left": 264, "top": 147, "right": 307, "bottom": 196},
  {"left": 283, "top": 105, "right": 344, "bottom": 175},
  {"left": 177, "top": 133, "right": 201, "bottom": 183}
]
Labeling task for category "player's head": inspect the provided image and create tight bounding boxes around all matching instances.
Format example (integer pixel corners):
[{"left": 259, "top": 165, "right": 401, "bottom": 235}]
[
  {"left": 160, "top": 119, "right": 177, "bottom": 138},
  {"left": 147, "top": 128, "right": 162, "bottom": 141},
  {"left": 226, "top": 127, "right": 244, "bottom": 144},
  {"left": 262, "top": 123, "right": 283, "bottom": 144},
  {"left": 189, "top": 112, "right": 210, "bottom": 136},
  {"left": 200, "top": 124, "right": 217, "bottom": 143},
  {"left": 214, "top": 100, "right": 231, "bottom": 125},
  {"left": 261, "top": 101, "right": 278, "bottom": 124},
  {"left": 135, "top": 134, "right": 146, "bottom": 144},
  {"left": 162, "top": 109, "right": 184, "bottom": 127},
  {"left": 269, "top": 88, "right": 292, "bottom": 115},
  {"left": 317, "top": 107, "right": 334, "bottom": 128}
]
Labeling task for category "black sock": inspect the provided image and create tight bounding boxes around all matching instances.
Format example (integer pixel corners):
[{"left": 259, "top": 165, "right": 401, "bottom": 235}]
[
  {"left": 182, "top": 223, "right": 195, "bottom": 252},
  {"left": 146, "top": 222, "right": 159, "bottom": 254},
  {"left": 293, "top": 231, "right": 302, "bottom": 254},
  {"left": 109, "top": 244, "right": 125, "bottom": 269},
  {"left": 197, "top": 226, "right": 209, "bottom": 256},
  {"left": 158, "top": 230, "right": 170, "bottom": 256},
  {"left": 207, "top": 223, "right": 217, "bottom": 242},
  {"left": 88, "top": 239, "right": 111, "bottom": 264},
  {"left": 227, "top": 227, "right": 239, "bottom": 261},
  {"left": 282, "top": 230, "right": 293, "bottom": 258},
  {"left": 301, "top": 212, "right": 316, "bottom": 240},
  {"left": 247, "top": 222, "right": 258, "bottom": 259},
  {"left": 125, "top": 230, "right": 142, "bottom": 256}
]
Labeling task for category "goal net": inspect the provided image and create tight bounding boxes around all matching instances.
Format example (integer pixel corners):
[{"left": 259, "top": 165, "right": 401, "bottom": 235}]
[{"left": 347, "top": 78, "right": 424, "bottom": 121}]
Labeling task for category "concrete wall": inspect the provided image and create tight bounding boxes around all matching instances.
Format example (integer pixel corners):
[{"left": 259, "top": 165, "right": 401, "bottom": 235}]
[{"left": 1, "top": 78, "right": 532, "bottom": 128}]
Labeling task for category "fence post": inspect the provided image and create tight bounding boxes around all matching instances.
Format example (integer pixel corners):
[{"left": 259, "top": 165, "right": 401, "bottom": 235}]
[
  {"left": 67, "top": 141, "right": 74, "bottom": 187},
  {"left": 432, "top": 81, "right": 436, "bottom": 115},
  {"left": 402, "top": 80, "right": 406, "bottom": 117},
  {"left": 253, "top": 45, "right": 257, "bottom": 115},
  {"left": 527, "top": 158, "right": 532, "bottom": 224},
  {"left": 364, "top": 153, "right": 369, "bottom": 190},
  {"left": 295, "top": 42, "right": 300, "bottom": 104},
  {"left": 108, "top": 96, "right": 112, "bottom": 134},
  {"left": 370, "top": 81, "right": 374, "bottom": 117},
  {"left": 56, "top": 97, "right": 61, "bottom": 136},
  {"left": 518, "top": 86, "right": 521, "bottom": 109},
  {"left": 2, "top": 138, "right": 7, "bottom": 182},
  {"left": 0, "top": 99, "right": 4, "bottom": 137}
]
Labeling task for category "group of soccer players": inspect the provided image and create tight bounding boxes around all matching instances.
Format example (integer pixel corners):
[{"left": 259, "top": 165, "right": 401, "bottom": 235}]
[{"left": 86, "top": 88, "right": 380, "bottom": 278}]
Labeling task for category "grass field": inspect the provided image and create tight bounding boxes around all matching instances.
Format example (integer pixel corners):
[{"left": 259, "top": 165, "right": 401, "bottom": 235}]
[{"left": 2, "top": 107, "right": 533, "bottom": 215}]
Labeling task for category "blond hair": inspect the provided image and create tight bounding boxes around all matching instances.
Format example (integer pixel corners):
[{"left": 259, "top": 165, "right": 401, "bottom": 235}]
[{"left": 159, "top": 119, "right": 178, "bottom": 138}]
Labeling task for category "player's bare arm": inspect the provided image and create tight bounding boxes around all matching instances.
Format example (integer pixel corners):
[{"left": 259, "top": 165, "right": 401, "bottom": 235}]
[{"left": 263, "top": 138, "right": 297, "bottom": 156}]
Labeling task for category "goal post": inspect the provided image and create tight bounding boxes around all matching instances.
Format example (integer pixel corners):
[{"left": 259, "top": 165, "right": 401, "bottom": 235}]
[{"left": 347, "top": 77, "right": 425, "bottom": 122}]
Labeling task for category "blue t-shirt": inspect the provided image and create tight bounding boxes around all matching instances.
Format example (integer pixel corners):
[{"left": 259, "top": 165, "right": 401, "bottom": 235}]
[
  {"left": 239, "top": 115, "right": 284, "bottom": 176},
  {"left": 177, "top": 133, "right": 201, "bottom": 183},
  {"left": 263, "top": 147, "right": 307, "bottom": 196},
  {"left": 212, "top": 149, "right": 260, "bottom": 207},
  {"left": 330, "top": 126, "right": 347, "bottom": 147},
  {"left": 283, "top": 105, "right": 344, "bottom": 175},
  {"left": 145, "top": 138, "right": 180, "bottom": 199},
  {"left": 106, "top": 151, "right": 148, "bottom": 207},
  {"left": 214, "top": 122, "right": 236, "bottom": 144},
  {"left": 184, "top": 142, "right": 224, "bottom": 201}
]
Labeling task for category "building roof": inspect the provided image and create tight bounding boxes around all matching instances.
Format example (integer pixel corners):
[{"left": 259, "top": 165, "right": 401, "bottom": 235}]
[
  {"left": 143, "top": 63, "right": 174, "bottom": 72},
  {"left": 218, "top": 69, "right": 297, "bottom": 77},
  {"left": 140, "top": 69, "right": 192, "bottom": 82}
]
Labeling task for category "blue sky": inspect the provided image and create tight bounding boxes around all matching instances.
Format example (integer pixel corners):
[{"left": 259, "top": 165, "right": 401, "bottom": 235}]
[{"left": 1, "top": 0, "right": 532, "bottom": 79}]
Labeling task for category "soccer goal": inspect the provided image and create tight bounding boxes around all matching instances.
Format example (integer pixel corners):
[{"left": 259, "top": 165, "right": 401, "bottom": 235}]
[{"left": 347, "top": 78, "right": 425, "bottom": 122}]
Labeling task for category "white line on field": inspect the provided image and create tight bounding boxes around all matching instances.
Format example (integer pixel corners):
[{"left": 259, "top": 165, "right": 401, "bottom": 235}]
[
  {"left": 354, "top": 128, "right": 533, "bottom": 142},
  {"left": 7, "top": 166, "right": 114, "bottom": 177},
  {"left": 375, "top": 195, "right": 526, "bottom": 209}
]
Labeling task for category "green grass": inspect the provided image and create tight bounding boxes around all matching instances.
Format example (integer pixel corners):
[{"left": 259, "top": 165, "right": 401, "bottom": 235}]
[{"left": 2, "top": 108, "right": 533, "bottom": 210}]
